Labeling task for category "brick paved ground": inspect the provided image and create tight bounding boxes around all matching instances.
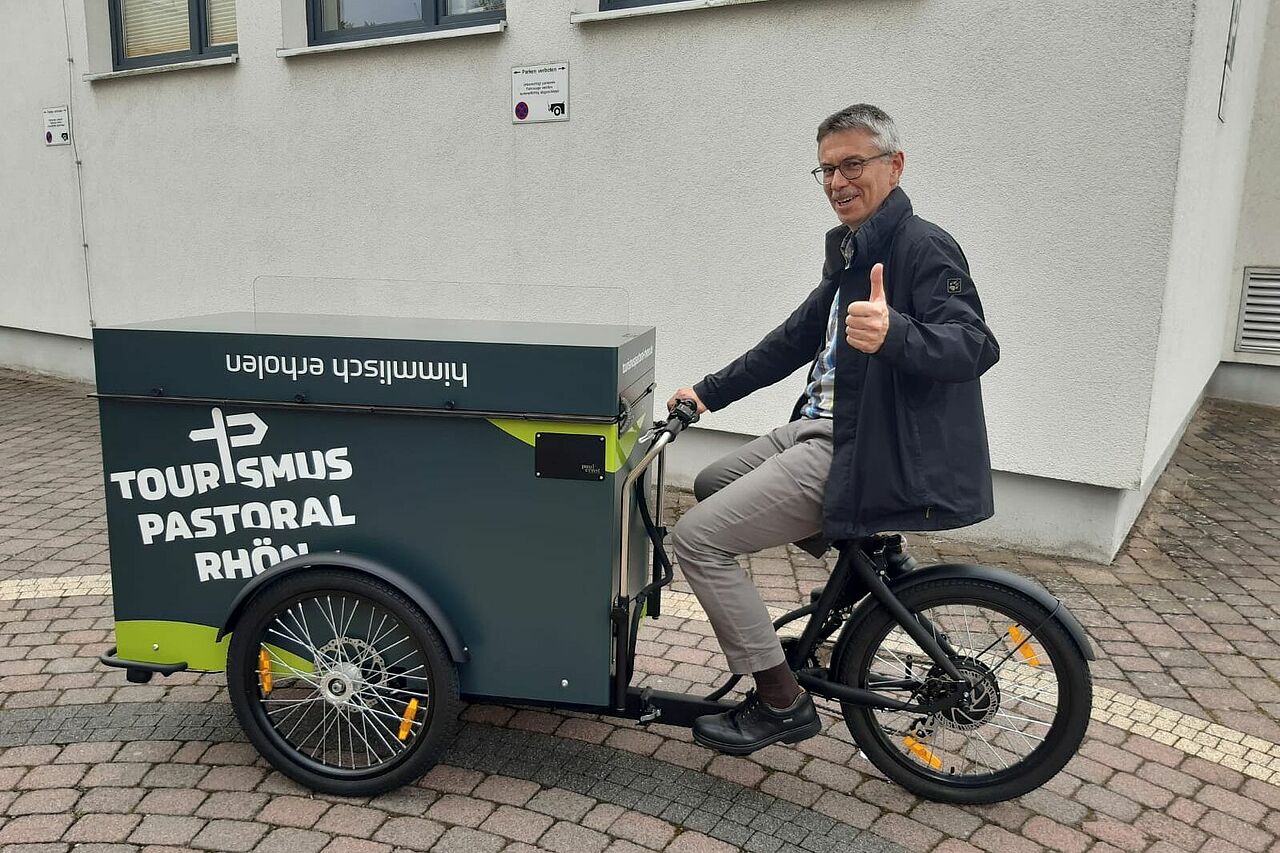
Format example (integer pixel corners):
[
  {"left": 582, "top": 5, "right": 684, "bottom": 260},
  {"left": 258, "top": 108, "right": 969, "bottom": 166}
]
[{"left": 1, "top": 368, "right": 1279, "bottom": 852}]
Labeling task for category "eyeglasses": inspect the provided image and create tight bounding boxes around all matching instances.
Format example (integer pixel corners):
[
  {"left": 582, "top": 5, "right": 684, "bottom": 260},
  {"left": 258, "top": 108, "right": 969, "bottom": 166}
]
[{"left": 811, "top": 152, "right": 893, "bottom": 185}]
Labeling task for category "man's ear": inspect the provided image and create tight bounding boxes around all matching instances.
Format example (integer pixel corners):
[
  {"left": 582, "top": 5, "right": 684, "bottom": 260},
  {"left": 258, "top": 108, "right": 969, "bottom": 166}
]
[{"left": 891, "top": 151, "right": 906, "bottom": 185}]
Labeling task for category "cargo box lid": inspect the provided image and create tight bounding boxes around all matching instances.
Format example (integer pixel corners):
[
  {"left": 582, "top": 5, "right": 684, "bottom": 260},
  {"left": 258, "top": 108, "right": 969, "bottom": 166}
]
[{"left": 93, "top": 312, "right": 656, "bottom": 419}]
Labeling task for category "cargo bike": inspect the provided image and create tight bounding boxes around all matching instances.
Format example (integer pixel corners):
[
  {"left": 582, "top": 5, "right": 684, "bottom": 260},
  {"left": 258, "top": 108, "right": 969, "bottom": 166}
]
[{"left": 94, "top": 310, "right": 1094, "bottom": 806}]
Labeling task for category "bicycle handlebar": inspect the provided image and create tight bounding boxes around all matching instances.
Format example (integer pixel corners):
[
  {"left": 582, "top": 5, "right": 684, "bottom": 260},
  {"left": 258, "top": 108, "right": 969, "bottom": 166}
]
[{"left": 660, "top": 398, "right": 700, "bottom": 441}]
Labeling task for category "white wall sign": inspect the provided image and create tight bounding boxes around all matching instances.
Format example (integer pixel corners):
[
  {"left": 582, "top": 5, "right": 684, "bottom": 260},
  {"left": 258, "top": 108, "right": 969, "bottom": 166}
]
[
  {"left": 43, "top": 106, "right": 70, "bottom": 146},
  {"left": 512, "top": 62, "right": 569, "bottom": 124}
]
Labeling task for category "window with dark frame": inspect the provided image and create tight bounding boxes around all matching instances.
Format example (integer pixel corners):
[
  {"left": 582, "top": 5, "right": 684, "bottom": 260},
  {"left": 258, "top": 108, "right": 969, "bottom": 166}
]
[
  {"left": 597, "top": 0, "right": 673, "bottom": 10},
  {"left": 307, "top": 0, "right": 505, "bottom": 46},
  {"left": 109, "top": 0, "right": 237, "bottom": 72}
]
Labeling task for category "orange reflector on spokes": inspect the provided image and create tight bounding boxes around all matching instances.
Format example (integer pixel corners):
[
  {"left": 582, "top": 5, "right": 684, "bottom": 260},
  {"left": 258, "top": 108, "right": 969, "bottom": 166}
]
[
  {"left": 1008, "top": 625, "right": 1042, "bottom": 667},
  {"left": 398, "top": 698, "right": 420, "bottom": 741},
  {"left": 903, "top": 736, "right": 942, "bottom": 769},
  {"left": 258, "top": 649, "right": 273, "bottom": 695}
]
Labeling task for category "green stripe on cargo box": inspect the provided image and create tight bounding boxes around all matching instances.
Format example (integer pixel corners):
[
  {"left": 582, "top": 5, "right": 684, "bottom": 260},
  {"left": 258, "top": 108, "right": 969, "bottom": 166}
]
[
  {"left": 115, "top": 620, "right": 314, "bottom": 674},
  {"left": 487, "top": 418, "right": 645, "bottom": 473}
]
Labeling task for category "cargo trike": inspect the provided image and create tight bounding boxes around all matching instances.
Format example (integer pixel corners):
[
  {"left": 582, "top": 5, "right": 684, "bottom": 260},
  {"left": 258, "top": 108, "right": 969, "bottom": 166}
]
[{"left": 95, "top": 311, "right": 1093, "bottom": 805}]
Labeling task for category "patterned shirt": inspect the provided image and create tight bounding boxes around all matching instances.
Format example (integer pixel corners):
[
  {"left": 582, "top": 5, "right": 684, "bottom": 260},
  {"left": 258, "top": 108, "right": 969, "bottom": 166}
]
[{"left": 800, "top": 229, "right": 856, "bottom": 419}]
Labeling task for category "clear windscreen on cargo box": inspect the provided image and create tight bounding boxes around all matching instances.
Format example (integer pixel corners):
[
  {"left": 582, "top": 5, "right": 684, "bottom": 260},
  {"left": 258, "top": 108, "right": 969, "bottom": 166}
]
[{"left": 252, "top": 275, "right": 631, "bottom": 329}]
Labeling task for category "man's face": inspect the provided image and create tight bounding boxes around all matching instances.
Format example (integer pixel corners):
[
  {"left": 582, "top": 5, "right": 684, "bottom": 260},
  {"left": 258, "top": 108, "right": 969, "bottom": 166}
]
[{"left": 817, "top": 128, "right": 905, "bottom": 229}]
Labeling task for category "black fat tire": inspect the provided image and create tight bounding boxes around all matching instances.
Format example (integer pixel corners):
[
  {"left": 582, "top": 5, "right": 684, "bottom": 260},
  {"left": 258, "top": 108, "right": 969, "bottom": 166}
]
[
  {"left": 832, "top": 578, "right": 1091, "bottom": 804},
  {"left": 227, "top": 569, "right": 460, "bottom": 796}
]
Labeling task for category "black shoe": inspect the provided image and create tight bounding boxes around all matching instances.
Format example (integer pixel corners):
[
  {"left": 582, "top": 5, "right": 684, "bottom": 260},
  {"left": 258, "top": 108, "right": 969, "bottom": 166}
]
[{"left": 692, "top": 690, "right": 822, "bottom": 756}]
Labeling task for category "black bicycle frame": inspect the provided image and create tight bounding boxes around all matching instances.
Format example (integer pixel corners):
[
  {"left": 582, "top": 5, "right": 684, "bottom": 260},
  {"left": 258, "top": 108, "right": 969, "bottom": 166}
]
[
  {"left": 790, "top": 540, "right": 966, "bottom": 714},
  {"left": 616, "top": 529, "right": 970, "bottom": 726}
]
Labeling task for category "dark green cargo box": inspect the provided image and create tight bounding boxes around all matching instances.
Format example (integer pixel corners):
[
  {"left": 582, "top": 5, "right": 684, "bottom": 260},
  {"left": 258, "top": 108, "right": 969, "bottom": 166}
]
[{"left": 95, "top": 312, "right": 657, "bottom": 707}]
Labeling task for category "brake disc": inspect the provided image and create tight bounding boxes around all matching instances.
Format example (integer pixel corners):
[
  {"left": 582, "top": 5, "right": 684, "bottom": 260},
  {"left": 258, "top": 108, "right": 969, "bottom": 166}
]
[{"left": 318, "top": 637, "right": 388, "bottom": 684}]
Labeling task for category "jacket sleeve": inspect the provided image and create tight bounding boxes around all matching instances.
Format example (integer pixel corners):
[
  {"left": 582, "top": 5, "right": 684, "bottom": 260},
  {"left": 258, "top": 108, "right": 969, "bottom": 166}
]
[
  {"left": 876, "top": 231, "right": 999, "bottom": 382},
  {"left": 693, "top": 273, "right": 835, "bottom": 412}
]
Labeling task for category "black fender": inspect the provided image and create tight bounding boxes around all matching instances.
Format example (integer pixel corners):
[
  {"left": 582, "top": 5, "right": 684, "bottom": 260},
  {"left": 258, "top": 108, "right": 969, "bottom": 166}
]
[
  {"left": 215, "top": 551, "right": 470, "bottom": 664},
  {"left": 856, "top": 562, "right": 1096, "bottom": 661}
]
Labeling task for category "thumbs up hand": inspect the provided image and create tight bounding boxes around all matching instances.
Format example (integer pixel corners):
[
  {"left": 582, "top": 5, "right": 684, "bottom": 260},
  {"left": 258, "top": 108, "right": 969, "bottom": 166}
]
[{"left": 845, "top": 263, "right": 890, "bottom": 353}]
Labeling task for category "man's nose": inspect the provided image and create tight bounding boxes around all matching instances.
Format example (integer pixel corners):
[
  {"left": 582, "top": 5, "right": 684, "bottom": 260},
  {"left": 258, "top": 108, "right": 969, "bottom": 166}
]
[{"left": 829, "top": 169, "right": 851, "bottom": 191}]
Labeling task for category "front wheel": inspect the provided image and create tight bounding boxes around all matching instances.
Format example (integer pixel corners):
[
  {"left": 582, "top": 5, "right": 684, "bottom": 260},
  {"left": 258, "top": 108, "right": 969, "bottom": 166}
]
[
  {"left": 832, "top": 578, "right": 1091, "bottom": 804},
  {"left": 227, "top": 569, "right": 460, "bottom": 796}
]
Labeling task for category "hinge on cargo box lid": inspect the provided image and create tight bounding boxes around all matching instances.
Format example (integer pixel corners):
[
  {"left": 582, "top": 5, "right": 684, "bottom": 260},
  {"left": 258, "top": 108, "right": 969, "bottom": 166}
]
[{"left": 618, "top": 397, "right": 633, "bottom": 434}]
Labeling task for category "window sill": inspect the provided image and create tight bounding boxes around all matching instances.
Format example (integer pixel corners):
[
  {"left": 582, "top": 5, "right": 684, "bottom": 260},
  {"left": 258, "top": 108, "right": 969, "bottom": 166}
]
[
  {"left": 277, "top": 21, "right": 506, "bottom": 57},
  {"left": 83, "top": 54, "right": 238, "bottom": 82},
  {"left": 570, "top": 0, "right": 771, "bottom": 24}
]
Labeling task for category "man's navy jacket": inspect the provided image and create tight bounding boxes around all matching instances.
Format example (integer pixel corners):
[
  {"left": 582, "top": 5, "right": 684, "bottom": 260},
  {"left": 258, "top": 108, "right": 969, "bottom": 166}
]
[{"left": 693, "top": 187, "right": 1000, "bottom": 540}]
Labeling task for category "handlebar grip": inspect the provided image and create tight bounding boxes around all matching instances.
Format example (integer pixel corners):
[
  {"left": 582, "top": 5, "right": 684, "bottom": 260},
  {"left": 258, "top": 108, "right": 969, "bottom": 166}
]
[{"left": 662, "top": 398, "right": 700, "bottom": 439}]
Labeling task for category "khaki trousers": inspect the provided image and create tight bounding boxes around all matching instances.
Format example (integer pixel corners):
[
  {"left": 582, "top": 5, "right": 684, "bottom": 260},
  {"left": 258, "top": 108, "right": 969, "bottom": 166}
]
[{"left": 669, "top": 418, "right": 833, "bottom": 674}]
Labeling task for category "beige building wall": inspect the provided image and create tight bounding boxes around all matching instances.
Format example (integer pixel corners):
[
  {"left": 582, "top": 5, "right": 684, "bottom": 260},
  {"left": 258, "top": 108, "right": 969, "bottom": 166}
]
[{"left": 0, "top": 0, "right": 1274, "bottom": 558}]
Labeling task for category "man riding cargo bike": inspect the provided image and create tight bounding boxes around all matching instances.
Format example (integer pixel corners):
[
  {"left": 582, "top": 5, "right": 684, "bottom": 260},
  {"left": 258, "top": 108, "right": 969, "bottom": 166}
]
[{"left": 663, "top": 104, "right": 1091, "bottom": 801}]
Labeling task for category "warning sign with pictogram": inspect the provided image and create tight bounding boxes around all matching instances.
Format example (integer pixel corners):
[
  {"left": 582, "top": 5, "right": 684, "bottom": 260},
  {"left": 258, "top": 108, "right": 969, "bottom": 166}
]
[{"left": 511, "top": 63, "right": 569, "bottom": 124}]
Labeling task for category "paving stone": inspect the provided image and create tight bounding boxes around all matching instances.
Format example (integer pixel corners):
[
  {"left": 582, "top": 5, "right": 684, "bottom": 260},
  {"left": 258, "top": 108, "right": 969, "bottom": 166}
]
[
  {"left": 1197, "top": 810, "right": 1273, "bottom": 852},
  {"left": 0, "top": 814, "right": 74, "bottom": 845},
  {"left": 1081, "top": 816, "right": 1150, "bottom": 852},
  {"left": 127, "top": 815, "right": 205, "bottom": 846},
  {"left": 759, "top": 773, "right": 823, "bottom": 808},
  {"left": 1134, "top": 810, "right": 1207, "bottom": 851},
  {"left": 63, "top": 814, "right": 142, "bottom": 843},
  {"left": 811, "top": 791, "right": 878, "bottom": 831},
  {"left": 256, "top": 827, "right": 333, "bottom": 853},
  {"left": 136, "top": 788, "right": 209, "bottom": 816},
  {"left": 419, "top": 766, "right": 484, "bottom": 796},
  {"left": 537, "top": 821, "right": 609, "bottom": 853},
  {"left": 525, "top": 789, "right": 595, "bottom": 823},
  {"left": 665, "top": 830, "right": 741, "bottom": 853},
  {"left": 469, "top": 776, "right": 539, "bottom": 807},
  {"left": 258, "top": 796, "right": 331, "bottom": 828},
  {"left": 604, "top": 729, "right": 662, "bottom": 757},
  {"left": 476, "top": 806, "right": 551, "bottom": 844},
  {"left": 195, "top": 792, "right": 269, "bottom": 820},
  {"left": 80, "top": 763, "right": 150, "bottom": 788},
  {"left": 74, "top": 788, "right": 146, "bottom": 815},
  {"left": 5, "top": 790, "right": 79, "bottom": 817},
  {"left": 189, "top": 819, "right": 270, "bottom": 851},
  {"left": 197, "top": 765, "right": 267, "bottom": 792},
  {"left": 606, "top": 811, "right": 676, "bottom": 849},
  {"left": 370, "top": 816, "right": 446, "bottom": 850},
  {"left": 316, "top": 804, "right": 388, "bottom": 838},
  {"left": 425, "top": 826, "right": 503, "bottom": 852},
  {"left": 1020, "top": 816, "right": 1089, "bottom": 853},
  {"left": 583, "top": 804, "right": 626, "bottom": 832},
  {"left": 317, "top": 839, "right": 392, "bottom": 853},
  {"left": 908, "top": 802, "right": 983, "bottom": 838},
  {"left": 15, "top": 764, "right": 84, "bottom": 790}
]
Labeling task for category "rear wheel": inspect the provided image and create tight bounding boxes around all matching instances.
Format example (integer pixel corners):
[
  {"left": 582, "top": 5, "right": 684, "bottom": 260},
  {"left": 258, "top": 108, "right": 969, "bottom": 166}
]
[
  {"left": 227, "top": 570, "right": 460, "bottom": 796},
  {"left": 832, "top": 578, "right": 1091, "bottom": 804}
]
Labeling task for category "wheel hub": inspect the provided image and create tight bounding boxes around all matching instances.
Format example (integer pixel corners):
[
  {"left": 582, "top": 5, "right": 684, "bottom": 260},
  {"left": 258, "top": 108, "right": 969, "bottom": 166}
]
[
  {"left": 922, "top": 657, "right": 1001, "bottom": 732},
  {"left": 320, "top": 662, "right": 363, "bottom": 707},
  {"left": 319, "top": 637, "right": 387, "bottom": 684}
]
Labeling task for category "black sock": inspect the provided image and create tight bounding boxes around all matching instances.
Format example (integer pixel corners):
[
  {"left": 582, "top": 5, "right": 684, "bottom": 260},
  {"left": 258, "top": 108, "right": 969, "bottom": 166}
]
[{"left": 753, "top": 662, "right": 802, "bottom": 710}]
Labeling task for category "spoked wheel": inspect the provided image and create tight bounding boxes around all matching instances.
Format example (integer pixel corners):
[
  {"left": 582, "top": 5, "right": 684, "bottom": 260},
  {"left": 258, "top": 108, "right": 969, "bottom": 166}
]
[
  {"left": 832, "top": 579, "right": 1091, "bottom": 804},
  {"left": 227, "top": 570, "right": 460, "bottom": 795}
]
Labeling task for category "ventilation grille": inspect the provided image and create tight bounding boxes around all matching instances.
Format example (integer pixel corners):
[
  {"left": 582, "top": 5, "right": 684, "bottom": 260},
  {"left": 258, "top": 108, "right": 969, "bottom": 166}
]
[{"left": 1238, "top": 268, "right": 1280, "bottom": 354}]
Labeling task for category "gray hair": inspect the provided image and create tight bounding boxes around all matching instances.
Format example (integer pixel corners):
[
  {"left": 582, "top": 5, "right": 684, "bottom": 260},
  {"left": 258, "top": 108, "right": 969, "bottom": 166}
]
[{"left": 817, "top": 104, "right": 902, "bottom": 153}]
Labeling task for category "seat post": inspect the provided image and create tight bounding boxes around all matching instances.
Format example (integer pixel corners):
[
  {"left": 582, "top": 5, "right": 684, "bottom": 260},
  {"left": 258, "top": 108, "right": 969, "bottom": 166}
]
[{"left": 787, "top": 538, "right": 865, "bottom": 669}]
